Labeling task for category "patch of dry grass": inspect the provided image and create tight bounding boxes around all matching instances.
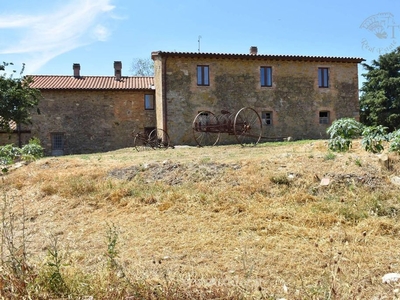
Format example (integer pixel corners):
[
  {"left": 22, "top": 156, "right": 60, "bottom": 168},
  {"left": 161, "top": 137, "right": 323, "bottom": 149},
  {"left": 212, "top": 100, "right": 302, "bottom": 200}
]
[{"left": 1, "top": 140, "right": 400, "bottom": 298}]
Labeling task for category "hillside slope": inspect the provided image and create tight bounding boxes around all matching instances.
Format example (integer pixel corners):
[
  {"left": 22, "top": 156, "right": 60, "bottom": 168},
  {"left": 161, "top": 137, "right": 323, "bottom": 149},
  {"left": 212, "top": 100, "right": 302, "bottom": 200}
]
[{"left": 2, "top": 140, "right": 400, "bottom": 298}]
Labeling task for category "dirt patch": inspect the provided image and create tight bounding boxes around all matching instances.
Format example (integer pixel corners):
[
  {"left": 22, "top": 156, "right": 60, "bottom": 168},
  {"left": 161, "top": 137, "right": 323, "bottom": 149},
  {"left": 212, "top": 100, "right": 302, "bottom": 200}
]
[{"left": 107, "top": 160, "right": 242, "bottom": 185}]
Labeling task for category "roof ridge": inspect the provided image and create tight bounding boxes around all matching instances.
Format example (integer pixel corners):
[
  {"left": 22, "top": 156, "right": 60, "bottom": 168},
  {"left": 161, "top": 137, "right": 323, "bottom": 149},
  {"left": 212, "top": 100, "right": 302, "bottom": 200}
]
[
  {"left": 29, "top": 75, "right": 155, "bottom": 78},
  {"left": 151, "top": 51, "right": 365, "bottom": 61},
  {"left": 29, "top": 75, "right": 155, "bottom": 90}
]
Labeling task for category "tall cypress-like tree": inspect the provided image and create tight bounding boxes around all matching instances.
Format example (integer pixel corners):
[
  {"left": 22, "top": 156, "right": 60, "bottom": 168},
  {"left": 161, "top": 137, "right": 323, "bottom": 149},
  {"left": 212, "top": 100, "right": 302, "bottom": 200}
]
[{"left": 360, "top": 47, "right": 400, "bottom": 131}]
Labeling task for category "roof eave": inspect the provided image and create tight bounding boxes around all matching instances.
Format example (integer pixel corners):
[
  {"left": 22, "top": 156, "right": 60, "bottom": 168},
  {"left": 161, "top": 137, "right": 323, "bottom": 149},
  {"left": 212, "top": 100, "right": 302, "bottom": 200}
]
[{"left": 152, "top": 51, "right": 365, "bottom": 63}]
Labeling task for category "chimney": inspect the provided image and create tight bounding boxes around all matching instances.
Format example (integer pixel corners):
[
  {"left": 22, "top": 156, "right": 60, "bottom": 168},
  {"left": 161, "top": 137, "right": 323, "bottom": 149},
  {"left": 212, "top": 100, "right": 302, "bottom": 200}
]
[
  {"left": 73, "top": 63, "right": 80, "bottom": 77},
  {"left": 250, "top": 46, "right": 258, "bottom": 55},
  {"left": 114, "top": 61, "right": 122, "bottom": 81}
]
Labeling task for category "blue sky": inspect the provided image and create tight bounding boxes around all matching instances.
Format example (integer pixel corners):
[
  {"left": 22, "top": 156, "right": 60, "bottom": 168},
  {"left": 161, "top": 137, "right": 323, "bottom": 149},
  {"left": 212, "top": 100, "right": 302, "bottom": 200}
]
[{"left": 1, "top": 0, "right": 400, "bottom": 80}]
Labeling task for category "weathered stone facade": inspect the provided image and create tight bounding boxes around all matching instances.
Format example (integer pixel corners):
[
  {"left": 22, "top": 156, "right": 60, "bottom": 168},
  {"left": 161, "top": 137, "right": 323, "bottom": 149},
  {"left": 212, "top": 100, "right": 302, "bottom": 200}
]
[
  {"left": 152, "top": 51, "right": 363, "bottom": 145},
  {"left": 30, "top": 89, "right": 155, "bottom": 155},
  {"left": 0, "top": 121, "right": 31, "bottom": 148},
  {"left": 0, "top": 131, "right": 28, "bottom": 148}
]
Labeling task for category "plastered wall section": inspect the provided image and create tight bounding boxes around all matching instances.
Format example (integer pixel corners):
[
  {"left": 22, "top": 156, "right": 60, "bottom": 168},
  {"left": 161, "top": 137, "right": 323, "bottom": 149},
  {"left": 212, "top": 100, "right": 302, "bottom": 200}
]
[
  {"left": 29, "top": 89, "right": 156, "bottom": 154},
  {"left": 153, "top": 56, "right": 165, "bottom": 132},
  {"left": 160, "top": 57, "right": 360, "bottom": 145}
]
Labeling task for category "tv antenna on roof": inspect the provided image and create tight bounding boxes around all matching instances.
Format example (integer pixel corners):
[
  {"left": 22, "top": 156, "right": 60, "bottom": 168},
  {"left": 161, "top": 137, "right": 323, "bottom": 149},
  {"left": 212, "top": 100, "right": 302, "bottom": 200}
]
[{"left": 198, "top": 35, "right": 202, "bottom": 52}]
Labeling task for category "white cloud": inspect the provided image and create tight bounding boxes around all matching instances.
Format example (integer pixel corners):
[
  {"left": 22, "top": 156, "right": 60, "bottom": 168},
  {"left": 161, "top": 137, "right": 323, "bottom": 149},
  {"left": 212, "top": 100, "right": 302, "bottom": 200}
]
[
  {"left": 0, "top": 0, "right": 117, "bottom": 73},
  {"left": 93, "top": 25, "right": 111, "bottom": 42},
  {"left": 0, "top": 15, "right": 42, "bottom": 28}
]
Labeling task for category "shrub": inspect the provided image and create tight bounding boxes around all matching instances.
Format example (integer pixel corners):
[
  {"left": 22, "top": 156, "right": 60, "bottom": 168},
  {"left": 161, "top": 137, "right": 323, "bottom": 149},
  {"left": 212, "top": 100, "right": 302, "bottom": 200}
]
[
  {"left": 0, "top": 144, "right": 21, "bottom": 164},
  {"left": 361, "top": 125, "right": 389, "bottom": 153},
  {"left": 328, "top": 136, "right": 352, "bottom": 153},
  {"left": 327, "top": 118, "right": 363, "bottom": 152},
  {"left": 21, "top": 138, "right": 44, "bottom": 161},
  {"left": 388, "top": 129, "right": 400, "bottom": 153},
  {"left": 0, "top": 138, "right": 43, "bottom": 165}
]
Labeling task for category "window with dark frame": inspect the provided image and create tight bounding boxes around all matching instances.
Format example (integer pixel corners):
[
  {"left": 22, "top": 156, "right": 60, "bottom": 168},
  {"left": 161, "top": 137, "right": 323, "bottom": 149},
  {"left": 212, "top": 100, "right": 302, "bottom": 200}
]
[
  {"left": 197, "top": 65, "right": 209, "bottom": 86},
  {"left": 319, "top": 111, "right": 330, "bottom": 124},
  {"left": 261, "top": 111, "right": 273, "bottom": 125},
  {"left": 51, "top": 133, "right": 64, "bottom": 150},
  {"left": 318, "top": 67, "right": 329, "bottom": 88},
  {"left": 144, "top": 94, "right": 155, "bottom": 110},
  {"left": 260, "top": 66, "right": 272, "bottom": 87}
]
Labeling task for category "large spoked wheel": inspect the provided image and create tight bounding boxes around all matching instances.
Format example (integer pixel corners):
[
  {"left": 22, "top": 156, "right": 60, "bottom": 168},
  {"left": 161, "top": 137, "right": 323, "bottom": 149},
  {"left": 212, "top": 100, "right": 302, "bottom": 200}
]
[
  {"left": 134, "top": 134, "right": 152, "bottom": 152},
  {"left": 233, "top": 107, "right": 262, "bottom": 146},
  {"left": 192, "top": 111, "right": 220, "bottom": 147},
  {"left": 148, "top": 128, "right": 171, "bottom": 150}
]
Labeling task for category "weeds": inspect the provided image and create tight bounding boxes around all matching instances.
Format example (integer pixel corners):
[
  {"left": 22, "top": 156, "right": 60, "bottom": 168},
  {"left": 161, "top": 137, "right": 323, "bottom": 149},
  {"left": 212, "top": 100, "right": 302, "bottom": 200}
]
[
  {"left": 38, "top": 235, "right": 69, "bottom": 297},
  {"left": 324, "top": 152, "right": 336, "bottom": 160},
  {"left": 0, "top": 190, "right": 33, "bottom": 298},
  {"left": 270, "top": 174, "right": 290, "bottom": 185},
  {"left": 105, "top": 222, "right": 119, "bottom": 271}
]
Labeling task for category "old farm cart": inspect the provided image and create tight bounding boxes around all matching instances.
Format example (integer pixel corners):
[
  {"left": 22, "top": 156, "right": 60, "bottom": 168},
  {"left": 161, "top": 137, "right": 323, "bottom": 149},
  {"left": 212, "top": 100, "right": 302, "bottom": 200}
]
[
  {"left": 133, "top": 128, "right": 172, "bottom": 151},
  {"left": 192, "top": 107, "right": 263, "bottom": 147}
]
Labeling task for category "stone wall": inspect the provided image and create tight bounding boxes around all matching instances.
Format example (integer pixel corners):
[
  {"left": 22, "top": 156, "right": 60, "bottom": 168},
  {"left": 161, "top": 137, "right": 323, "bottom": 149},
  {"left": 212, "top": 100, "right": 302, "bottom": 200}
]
[
  {"left": 159, "top": 56, "right": 360, "bottom": 145},
  {"left": 29, "top": 89, "right": 156, "bottom": 155},
  {"left": 0, "top": 132, "right": 30, "bottom": 147}
]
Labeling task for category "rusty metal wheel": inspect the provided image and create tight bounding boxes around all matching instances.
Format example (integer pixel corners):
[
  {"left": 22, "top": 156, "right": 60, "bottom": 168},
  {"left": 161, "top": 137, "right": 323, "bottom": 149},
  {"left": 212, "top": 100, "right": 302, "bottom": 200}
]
[
  {"left": 134, "top": 134, "right": 152, "bottom": 152},
  {"left": 148, "top": 128, "right": 171, "bottom": 150},
  {"left": 233, "top": 107, "right": 262, "bottom": 146},
  {"left": 192, "top": 111, "right": 220, "bottom": 147}
]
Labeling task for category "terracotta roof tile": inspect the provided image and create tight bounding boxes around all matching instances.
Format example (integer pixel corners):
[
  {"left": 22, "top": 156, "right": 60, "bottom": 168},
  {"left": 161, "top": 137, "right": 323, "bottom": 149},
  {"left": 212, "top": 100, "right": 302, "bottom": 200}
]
[
  {"left": 29, "top": 75, "right": 154, "bottom": 90},
  {"left": 0, "top": 118, "right": 17, "bottom": 131}
]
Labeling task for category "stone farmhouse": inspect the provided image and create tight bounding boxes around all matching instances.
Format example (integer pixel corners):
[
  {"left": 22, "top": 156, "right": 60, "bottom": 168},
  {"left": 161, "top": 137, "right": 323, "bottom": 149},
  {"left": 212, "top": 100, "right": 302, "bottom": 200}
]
[
  {"left": 3, "top": 47, "right": 364, "bottom": 155},
  {"left": 152, "top": 47, "right": 364, "bottom": 146},
  {"left": 27, "top": 62, "right": 156, "bottom": 155}
]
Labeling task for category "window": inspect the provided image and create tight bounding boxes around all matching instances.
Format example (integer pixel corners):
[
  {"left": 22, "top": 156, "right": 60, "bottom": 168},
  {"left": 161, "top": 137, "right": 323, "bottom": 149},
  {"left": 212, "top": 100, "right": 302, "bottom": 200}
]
[
  {"left": 197, "top": 65, "right": 209, "bottom": 86},
  {"left": 144, "top": 94, "right": 155, "bottom": 110},
  {"left": 318, "top": 68, "right": 329, "bottom": 88},
  {"left": 261, "top": 111, "right": 273, "bottom": 125},
  {"left": 319, "top": 111, "right": 330, "bottom": 124},
  {"left": 260, "top": 66, "right": 272, "bottom": 87},
  {"left": 51, "top": 133, "right": 64, "bottom": 150}
]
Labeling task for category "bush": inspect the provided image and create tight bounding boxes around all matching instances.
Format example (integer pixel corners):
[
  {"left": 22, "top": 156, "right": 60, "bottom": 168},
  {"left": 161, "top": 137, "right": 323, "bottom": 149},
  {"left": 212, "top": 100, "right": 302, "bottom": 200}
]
[
  {"left": 0, "top": 138, "right": 43, "bottom": 165},
  {"left": 328, "top": 136, "right": 352, "bottom": 152},
  {"left": 0, "top": 144, "right": 21, "bottom": 164},
  {"left": 361, "top": 125, "right": 389, "bottom": 153},
  {"left": 389, "top": 129, "right": 400, "bottom": 153},
  {"left": 327, "top": 118, "right": 364, "bottom": 152},
  {"left": 21, "top": 138, "right": 44, "bottom": 161}
]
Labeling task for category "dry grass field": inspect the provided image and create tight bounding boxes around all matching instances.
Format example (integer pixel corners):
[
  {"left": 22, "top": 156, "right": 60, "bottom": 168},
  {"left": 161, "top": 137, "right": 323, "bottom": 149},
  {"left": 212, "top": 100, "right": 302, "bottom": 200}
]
[{"left": 2, "top": 139, "right": 400, "bottom": 299}]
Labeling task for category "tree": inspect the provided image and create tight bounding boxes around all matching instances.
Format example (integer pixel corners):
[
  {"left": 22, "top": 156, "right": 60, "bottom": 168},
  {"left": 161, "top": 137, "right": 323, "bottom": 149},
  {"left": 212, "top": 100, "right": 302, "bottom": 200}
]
[
  {"left": 0, "top": 62, "right": 41, "bottom": 139},
  {"left": 359, "top": 46, "right": 400, "bottom": 131},
  {"left": 129, "top": 58, "right": 154, "bottom": 76}
]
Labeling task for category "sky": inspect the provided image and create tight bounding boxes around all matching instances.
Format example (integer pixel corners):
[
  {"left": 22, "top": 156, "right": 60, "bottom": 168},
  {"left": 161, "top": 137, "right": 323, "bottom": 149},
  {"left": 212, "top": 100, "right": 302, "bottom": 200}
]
[{"left": 1, "top": 0, "right": 400, "bottom": 82}]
